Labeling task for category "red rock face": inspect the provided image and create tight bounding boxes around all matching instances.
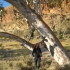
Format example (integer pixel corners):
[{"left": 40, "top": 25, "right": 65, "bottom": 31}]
[
  {"left": 2, "top": 6, "right": 16, "bottom": 23},
  {"left": 1, "top": 0, "right": 70, "bottom": 23},
  {"left": 0, "top": 1, "right": 70, "bottom": 33}
]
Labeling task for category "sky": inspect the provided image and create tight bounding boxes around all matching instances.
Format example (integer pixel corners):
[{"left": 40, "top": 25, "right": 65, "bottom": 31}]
[{"left": 0, "top": 0, "right": 11, "bottom": 8}]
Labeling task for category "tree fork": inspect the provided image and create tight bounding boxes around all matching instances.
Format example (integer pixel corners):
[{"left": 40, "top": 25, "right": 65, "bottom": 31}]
[
  {"left": 5, "top": 0, "right": 70, "bottom": 66},
  {"left": 0, "top": 32, "right": 47, "bottom": 51}
]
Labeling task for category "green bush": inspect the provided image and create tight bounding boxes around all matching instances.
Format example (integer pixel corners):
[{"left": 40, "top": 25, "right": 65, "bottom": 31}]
[
  {"left": 57, "top": 34, "right": 63, "bottom": 39},
  {"left": 51, "top": 0, "right": 62, "bottom": 7},
  {"left": 57, "top": 28, "right": 63, "bottom": 39}
]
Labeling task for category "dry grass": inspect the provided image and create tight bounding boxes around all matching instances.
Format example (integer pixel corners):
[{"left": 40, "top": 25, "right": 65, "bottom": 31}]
[
  {"left": 0, "top": 38, "right": 70, "bottom": 70},
  {"left": 61, "top": 40, "right": 70, "bottom": 50},
  {"left": 0, "top": 51, "right": 70, "bottom": 70}
]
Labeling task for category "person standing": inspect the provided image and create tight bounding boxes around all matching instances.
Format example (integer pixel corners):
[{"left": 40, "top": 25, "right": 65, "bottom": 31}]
[{"left": 32, "top": 43, "right": 42, "bottom": 68}]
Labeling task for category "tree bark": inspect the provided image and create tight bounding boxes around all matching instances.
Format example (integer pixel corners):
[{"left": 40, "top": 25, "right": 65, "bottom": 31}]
[
  {"left": 0, "top": 32, "right": 47, "bottom": 51},
  {"left": 33, "top": 0, "right": 38, "bottom": 13},
  {"left": 0, "top": 32, "right": 33, "bottom": 50},
  {"left": 5, "top": 0, "right": 70, "bottom": 66}
]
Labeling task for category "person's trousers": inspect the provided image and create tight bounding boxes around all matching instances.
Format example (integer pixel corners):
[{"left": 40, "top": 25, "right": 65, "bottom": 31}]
[{"left": 34, "top": 57, "right": 41, "bottom": 68}]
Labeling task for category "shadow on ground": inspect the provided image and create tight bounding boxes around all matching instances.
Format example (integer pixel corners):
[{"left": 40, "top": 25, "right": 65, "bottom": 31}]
[{"left": 0, "top": 48, "right": 31, "bottom": 60}]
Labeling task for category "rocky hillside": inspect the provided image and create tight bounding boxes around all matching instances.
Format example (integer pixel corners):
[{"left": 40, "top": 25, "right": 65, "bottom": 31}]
[{"left": 0, "top": 0, "right": 70, "bottom": 41}]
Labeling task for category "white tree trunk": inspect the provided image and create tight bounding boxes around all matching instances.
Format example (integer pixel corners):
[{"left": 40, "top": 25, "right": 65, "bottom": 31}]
[{"left": 5, "top": 0, "right": 70, "bottom": 66}]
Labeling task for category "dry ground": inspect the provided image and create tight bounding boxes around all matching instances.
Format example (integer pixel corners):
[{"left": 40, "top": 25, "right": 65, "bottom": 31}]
[{"left": 0, "top": 38, "right": 70, "bottom": 70}]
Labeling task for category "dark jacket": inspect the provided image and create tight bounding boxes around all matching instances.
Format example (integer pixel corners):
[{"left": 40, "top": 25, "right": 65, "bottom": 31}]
[{"left": 32, "top": 47, "right": 42, "bottom": 58}]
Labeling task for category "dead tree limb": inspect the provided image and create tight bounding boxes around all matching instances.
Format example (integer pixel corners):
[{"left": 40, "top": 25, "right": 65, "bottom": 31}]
[
  {"left": 0, "top": 32, "right": 47, "bottom": 51},
  {"left": 0, "top": 32, "right": 33, "bottom": 50}
]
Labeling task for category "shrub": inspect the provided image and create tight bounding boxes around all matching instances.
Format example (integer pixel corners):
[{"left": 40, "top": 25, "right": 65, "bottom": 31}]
[{"left": 57, "top": 28, "right": 63, "bottom": 39}]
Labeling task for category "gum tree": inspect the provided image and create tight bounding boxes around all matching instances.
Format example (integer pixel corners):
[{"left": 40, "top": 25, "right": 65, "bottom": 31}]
[{"left": 4, "top": 0, "right": 70, "bottom": 66}]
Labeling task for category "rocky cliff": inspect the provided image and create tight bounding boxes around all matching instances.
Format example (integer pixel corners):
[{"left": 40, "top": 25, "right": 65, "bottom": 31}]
[{"left": 0, "top": 1, "right": 70, "bottom": 40}]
